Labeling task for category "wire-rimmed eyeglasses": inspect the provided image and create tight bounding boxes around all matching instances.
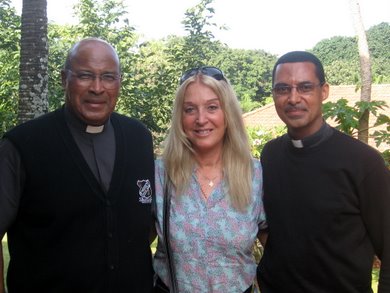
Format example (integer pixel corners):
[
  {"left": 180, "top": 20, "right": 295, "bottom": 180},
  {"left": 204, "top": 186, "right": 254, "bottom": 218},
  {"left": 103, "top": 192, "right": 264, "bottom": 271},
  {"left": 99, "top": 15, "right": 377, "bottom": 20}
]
[
  {"left": 179, "top": 66, "right": 226, "bottom": 85},
  {"left": 67, "top": 70, "right": 121, "bottom": 89},
  {"left": 272, "top": 82, "right": 324, "bottom": 96}
]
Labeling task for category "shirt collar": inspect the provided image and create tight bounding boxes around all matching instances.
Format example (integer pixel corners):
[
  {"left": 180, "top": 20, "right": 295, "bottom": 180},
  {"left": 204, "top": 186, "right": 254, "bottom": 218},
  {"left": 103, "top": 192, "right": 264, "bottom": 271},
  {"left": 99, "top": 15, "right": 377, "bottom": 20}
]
[
  {"left": 288, "top": 122, "right": 333, "bottom": 149},
  {"left": 64, "top": 106, "right": 109, "bottom": 134}
]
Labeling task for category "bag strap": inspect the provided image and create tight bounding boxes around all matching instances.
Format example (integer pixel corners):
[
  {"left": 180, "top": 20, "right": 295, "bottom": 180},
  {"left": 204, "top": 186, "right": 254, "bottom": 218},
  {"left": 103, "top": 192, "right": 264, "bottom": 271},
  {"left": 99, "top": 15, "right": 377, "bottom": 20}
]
[{"left": 163, "top": 177, "right": 178, "bottom": 293}]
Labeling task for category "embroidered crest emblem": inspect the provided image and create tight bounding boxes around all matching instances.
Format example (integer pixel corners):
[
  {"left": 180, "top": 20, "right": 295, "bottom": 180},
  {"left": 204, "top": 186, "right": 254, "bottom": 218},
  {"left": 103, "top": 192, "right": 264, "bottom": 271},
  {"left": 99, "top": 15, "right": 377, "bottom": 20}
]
[{"left": 137, "top": 179, "right": 152, "bottom": 204}]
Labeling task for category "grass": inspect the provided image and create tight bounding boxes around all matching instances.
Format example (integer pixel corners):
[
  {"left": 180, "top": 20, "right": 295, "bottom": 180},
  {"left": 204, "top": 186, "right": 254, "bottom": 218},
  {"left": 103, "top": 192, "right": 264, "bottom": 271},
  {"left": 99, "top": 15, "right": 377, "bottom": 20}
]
[
  {"left": 372, "top": 267, "right": 379, "bottom": 293},
  {"left": 151, "top": 237, "right": 157, "bottom": 254},
  {"left": 1, "top": 237, "right": 380, "bottom": 291}
]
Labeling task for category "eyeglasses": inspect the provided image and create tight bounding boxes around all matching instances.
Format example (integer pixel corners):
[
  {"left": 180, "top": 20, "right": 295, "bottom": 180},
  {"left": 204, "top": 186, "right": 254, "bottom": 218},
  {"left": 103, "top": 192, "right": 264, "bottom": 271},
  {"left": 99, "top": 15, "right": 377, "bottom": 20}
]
[
  {"left": 67, "top": 70, "right": 121, "bottom": 89},
  {"left": 179, "top": 66, "right": 226, "bottom": 85},
  {"left": 272, "top": 82, "right": 324, "bottom": 96}
]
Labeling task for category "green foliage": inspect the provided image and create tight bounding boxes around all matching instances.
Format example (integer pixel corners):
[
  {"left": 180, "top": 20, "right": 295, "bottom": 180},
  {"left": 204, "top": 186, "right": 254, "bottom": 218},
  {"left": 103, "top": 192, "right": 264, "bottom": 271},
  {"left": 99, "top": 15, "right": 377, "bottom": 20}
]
[
  {"left": 0, "top": 0, "right": 20, "bottom": 51},
  {"left": 367, "top": 22, "right": 390, "bottom": 60},
  {"left": 365, "top": 23, "right": 390, "bottom": 84},
  {"left": 73, "top": 0, "right": 135, "bottom": 42},
  {"left": 246, "top": 125, "right": 286, "bottom": 159},
  {"left": 323, "top": 99, "right": 390, "bottom": 164},
  {"left": 118, "top": 39, "right": 178, "bottom": 136},
  {"left": 312, "top": 36, "right": 358, "bottom": 64},
  {"left": 240, "top": 95, "right": 262, "bottom": 113},
  {"left": 214, "top": 47, "right": 276, "bottom": 106},
  {"left": 0, "top": 2, "right": 388, "bottom": 286},
  {"left": 178, "top": 0, "right": 223, "bottom": 70},
  {"left": 323, "top": 99, "right": 359, "bottom": 135},
  {"left": 372, "top": 114, "right": 390, "bottom": 148},
  {"left": 0, "top": 50, "right": 19, "bottom": 136},
  {"left": 47, "top": 24, "right": 78, "bottom": 110},
  {"left": 0, "top": 0, "right": 20, "bottom": 136},
  {"left": 323, "top": 98, "right": 388, "bottom": 135},
  {"left": 371, "top": 58, "right": 390, "bottom": 84},
  {"left": 1, "top": 0, "right": 389, "bottom": 149},
  {"left": 311, "top": 23, "right": 390, "bottom": 85},
  {"left": 323, "top": 60, "right": 360, "bottom": 85},
  {"left": 312, "top": 37, "right": 359, "bottom": 86}
]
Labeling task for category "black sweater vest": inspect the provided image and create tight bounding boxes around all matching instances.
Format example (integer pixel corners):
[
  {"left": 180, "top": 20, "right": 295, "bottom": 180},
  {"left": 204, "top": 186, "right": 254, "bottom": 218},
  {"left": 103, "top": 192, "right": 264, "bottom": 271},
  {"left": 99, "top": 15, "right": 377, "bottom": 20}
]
[{"left": 5, "top": 108, "right": 155, "bottom": 293}]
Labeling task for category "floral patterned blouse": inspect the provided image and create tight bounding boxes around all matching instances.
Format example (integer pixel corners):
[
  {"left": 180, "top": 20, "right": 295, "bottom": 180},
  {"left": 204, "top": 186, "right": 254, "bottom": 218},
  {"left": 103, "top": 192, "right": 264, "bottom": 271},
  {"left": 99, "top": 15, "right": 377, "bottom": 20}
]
[{"left": 153, "top": 158, "right": 267, "bottom": 292}]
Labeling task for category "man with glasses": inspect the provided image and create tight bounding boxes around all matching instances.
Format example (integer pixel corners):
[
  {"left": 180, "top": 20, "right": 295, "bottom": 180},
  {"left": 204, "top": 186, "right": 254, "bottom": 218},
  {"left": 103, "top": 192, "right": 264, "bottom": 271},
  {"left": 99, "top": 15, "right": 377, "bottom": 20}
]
[
  {"left": 0, "top": 38, "right": 155, "bottom": 292},
  {"left": 257, "top": 51, "right": 390, "bottom": 293}
]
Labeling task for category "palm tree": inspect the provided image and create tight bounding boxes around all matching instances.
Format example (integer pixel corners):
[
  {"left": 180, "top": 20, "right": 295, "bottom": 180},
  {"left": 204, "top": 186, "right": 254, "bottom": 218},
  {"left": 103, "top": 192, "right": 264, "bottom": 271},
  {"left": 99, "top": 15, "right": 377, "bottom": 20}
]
[
  {"left": 18, "top": 0, "right": 48, "bottom": 124},
  {"left": 349, "top": 0, "right": 372, "bottom": 143}
]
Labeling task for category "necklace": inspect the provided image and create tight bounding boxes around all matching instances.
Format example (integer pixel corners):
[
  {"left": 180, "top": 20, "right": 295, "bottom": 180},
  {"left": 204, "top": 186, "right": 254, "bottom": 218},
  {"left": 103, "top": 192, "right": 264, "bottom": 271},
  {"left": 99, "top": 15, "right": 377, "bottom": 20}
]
[
  {"left": 199, "top": 172, "right": 219, "bottom": 187},
  {"left": 196, "top": 168, "right": 221, "bottom": 200},
  {"left": 199, "top": 184, "right": 208, "bottom": 200},
  {"left": 197, "top": 169, "right": 219, "bottom": 187}
]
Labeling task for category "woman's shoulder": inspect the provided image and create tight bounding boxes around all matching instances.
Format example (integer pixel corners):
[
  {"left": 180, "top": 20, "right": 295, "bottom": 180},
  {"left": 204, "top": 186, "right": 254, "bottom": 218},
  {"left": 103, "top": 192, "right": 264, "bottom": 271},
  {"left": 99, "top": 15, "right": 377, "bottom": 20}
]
[
  {"left": 250, "top": 157, "right": 263, "bottom": 184},
  {"left": 251, "top": 157, "right": 262, "bottom": 170},
  {"left": 154, "top": 158, "right": 166, "bottom": 175}
]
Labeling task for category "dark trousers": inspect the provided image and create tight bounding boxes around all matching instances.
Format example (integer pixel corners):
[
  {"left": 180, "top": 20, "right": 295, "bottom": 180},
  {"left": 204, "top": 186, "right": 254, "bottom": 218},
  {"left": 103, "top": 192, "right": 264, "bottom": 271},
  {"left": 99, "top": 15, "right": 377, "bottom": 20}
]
[{"left": 154, "top": 277, "right": 253, "bottom": 293}]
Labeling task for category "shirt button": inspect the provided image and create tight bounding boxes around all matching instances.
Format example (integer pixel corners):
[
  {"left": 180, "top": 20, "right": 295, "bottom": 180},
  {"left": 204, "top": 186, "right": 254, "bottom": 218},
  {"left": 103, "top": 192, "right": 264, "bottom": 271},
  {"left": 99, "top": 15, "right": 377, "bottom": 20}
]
[
  {"left": 107, "top": 232, "right": 113, "bottom": 239},
  {"left": 109, "top": 264, "right": 115, "bottom": 270},
  {"left": 106, "top": 200, "right": 111, "bottom": 206}
]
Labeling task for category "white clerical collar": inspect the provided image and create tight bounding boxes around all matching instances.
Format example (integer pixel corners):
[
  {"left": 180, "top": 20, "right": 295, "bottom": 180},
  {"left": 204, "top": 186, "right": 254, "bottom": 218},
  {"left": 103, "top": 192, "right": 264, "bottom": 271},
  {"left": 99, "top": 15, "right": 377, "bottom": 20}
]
[
  {"left": 85, "top": 125, "right": 104, "bottom": 134},
  {"left": 291, "top": 139, "right": 304, "bottom": 148},
  {"left": 289, "top": 122, "right": 333, "bottom": 149}
]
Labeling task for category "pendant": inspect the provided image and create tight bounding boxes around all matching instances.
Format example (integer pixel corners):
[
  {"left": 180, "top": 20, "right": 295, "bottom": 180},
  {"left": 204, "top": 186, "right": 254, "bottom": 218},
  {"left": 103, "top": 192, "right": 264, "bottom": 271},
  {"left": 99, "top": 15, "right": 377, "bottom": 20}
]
[{"left": 208, "top": 181, "right": 214, "bottom": 187}]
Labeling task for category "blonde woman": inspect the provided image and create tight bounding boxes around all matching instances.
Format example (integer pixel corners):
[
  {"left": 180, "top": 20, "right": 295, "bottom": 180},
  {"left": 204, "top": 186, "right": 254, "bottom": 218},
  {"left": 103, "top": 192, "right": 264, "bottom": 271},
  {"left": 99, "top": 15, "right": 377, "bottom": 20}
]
[{"left": 153, "top": 66, "right": 267, "bottom": 292}]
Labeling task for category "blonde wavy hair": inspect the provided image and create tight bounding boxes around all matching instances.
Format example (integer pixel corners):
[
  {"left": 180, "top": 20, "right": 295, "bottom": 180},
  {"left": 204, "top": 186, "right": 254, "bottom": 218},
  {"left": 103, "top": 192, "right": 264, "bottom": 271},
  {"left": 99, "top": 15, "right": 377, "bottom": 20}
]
[{"left": 162, "top": 72, "right": 253, "bottom": 212}]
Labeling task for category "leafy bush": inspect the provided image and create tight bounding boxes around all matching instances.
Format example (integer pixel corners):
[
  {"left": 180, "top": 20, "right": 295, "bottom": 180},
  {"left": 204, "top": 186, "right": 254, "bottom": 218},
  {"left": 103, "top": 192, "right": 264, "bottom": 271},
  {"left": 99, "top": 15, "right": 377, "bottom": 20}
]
[
  {"left": 246, "top": 125, "right": 286, "bottom": 159},
  {"left": 323, "top": 99, "right": 390, "bottom": 166}
]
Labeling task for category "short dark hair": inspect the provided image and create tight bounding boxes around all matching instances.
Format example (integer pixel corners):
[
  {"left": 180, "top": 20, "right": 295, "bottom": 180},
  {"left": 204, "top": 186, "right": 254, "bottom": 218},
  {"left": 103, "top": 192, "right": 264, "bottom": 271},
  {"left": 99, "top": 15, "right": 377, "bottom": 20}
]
[{"left": 272, "top": 51, "right": 326, "bottom": 85}]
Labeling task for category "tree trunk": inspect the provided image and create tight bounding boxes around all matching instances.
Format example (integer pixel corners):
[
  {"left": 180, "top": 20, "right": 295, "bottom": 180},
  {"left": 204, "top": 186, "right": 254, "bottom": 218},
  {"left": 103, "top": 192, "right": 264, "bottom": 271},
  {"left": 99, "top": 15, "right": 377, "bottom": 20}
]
[
  {"left": 18, "top": 0, "right": 48, "bottom": 124},
  {"left": 349, "top": 0, "right": 372, "bottom": 143}
]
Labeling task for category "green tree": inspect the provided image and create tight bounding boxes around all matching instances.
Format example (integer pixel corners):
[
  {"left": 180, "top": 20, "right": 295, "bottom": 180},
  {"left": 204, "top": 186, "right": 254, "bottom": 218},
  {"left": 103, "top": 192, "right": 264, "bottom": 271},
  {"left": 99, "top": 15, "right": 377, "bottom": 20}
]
[
  {"left": 323, "top": 60, "right": 360, "bottom": 85},
  {"left": 312, "top": 36, "right": 359, "bottom": 86},
  {"left": 247, "top": 125, "right": 286, "bottom": 158},
  {"left": 312, "top": 36, "right": 358, "bottom": 64},
  {"left": 2, "top": 0, "right": 388, "bottom": 151},
  {"left": 213, "top": 47, "right": 276, "bottom": 109},
  {"left": 368, "top": 23, "right": 390, "bottom": 83},
  {"left": 177, "top": 0, "right": 225, "bottom": 70},
  {"left": 0, "top": 0, "right": 20, "bottom": 136},
  {"left": 119, "top": 39, "right": 178, "bottom": 138},
  {"left": 47, "top": 23, "right": 78, "bottom": 110},
  {"left": 312, "top": 22, "right": 390, "bottom": 85},
  {"left": 73, "top": 0, "right": 136, "bottom": 43},
  {"left": 367, "top": 22, "right": 390, "bottom": 60},
  {"left": 323, "top": 99, "right": 390, "bottom": 164}
]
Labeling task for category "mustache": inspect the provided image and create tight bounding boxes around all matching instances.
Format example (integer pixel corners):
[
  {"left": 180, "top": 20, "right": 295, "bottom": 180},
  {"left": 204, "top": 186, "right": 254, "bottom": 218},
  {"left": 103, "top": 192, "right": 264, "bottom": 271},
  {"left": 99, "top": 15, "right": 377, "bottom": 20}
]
[{"left": 285, "top": 104, "right": 306, "bottom": 112}]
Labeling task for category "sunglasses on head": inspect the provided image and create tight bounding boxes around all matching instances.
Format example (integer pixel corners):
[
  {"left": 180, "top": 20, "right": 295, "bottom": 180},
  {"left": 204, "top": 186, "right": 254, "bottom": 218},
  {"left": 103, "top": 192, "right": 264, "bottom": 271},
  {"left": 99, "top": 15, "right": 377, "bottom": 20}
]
[{"left": 179, "top": 66, "right": 226, "bottom": 85}]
